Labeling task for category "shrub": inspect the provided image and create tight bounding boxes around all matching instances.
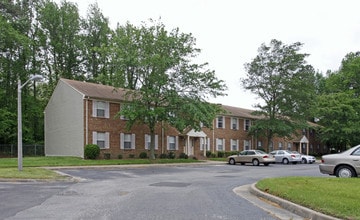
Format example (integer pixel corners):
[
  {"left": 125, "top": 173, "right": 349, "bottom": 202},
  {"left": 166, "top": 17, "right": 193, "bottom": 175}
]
[
  {"left": 179, "top": 153, "right": 188, "bottom": 159},
  {"left": 206, "top": 151, "right": 212, "bottom": 157},
  {"left": 139, "top": 152, "right": 148, "bottom": 159},
  {"left": 103, "top": 153, "right": 111, "bottom": 159},
  {"left": 168, "top": 151, "right": 176, "bottom": 159},
  {"left": 84, "top": 144, "right": 100, "bottom": 159},
  {"left": 118, "top": 154, "right": 123, "bottom": 159},
  {"left": 159, "top": 153, "right": 167, "bottom": 159},
  {"left": 128, "top": 154, "right": 135, "bottom": 158},
  {"left": 217, "top": 151, "right": 225, "bottom": 158}
]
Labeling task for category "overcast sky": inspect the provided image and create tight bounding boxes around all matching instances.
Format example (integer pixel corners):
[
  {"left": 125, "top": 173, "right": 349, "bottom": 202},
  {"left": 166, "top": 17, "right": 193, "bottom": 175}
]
[{"left": 59, "top": 0, "right": 360, "bottom": 109}]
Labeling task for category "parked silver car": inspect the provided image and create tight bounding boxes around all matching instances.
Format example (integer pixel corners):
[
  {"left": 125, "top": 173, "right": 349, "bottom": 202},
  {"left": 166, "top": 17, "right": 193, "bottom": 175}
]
[
  {"left": 292, "top": 151, "right": 316, "bottom": 164},
  {"left": 270, "top": 150, "right": 302, "bottom": 164},
  {"left": 228, "top": 150, "right": 275, "bottom": 166},
  {"left": 319, "top": 145, "right": 360, "bottom": 178}
]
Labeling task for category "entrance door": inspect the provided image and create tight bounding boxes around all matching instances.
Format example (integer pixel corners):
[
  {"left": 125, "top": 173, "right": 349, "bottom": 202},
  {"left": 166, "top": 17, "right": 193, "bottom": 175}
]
[{"left": 187, "top": 138, "right": 194, "bottom": 156}]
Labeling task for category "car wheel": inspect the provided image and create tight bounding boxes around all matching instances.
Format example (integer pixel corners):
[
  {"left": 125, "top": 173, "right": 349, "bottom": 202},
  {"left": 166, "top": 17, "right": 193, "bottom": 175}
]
[
  {"left": 252, "top": 159, "right": 260, "bottom": 166},
  {"left": 282, "top": 158, "right": 289, "bottom": 164},
  {"left": 302, "top": 158, "right": 307, "bottom": 164},
  {"left": 229, "top": 158, "right": 236, "bottom": 165},
  {"left": 336, "top": 165, "right": 356, "bottom": 178}
]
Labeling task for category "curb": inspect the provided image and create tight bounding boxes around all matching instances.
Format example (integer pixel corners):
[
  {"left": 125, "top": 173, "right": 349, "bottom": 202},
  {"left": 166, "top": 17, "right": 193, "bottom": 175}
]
[{"left": 249, "top": 183, "right": 341, "bottom": 220}]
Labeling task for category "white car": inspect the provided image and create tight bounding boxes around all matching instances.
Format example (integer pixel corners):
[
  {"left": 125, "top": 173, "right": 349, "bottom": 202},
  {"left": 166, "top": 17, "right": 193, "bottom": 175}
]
[
  {"left": 293, "top": 151, "right": 316, "bottom": 164},
  {"left": 270, "top": 150, "right": 302, "bottom": 164}
]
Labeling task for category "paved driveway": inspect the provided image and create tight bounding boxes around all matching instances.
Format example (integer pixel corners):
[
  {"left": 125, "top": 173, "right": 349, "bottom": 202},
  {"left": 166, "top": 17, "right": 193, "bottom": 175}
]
[{"left": 1, "top": 163, "right": 323, "bottom": 220}]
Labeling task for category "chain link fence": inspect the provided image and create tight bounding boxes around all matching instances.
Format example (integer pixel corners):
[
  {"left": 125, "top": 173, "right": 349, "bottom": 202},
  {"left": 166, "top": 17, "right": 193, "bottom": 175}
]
[{"left": 0, "top": 144, "right": 44, "bottom": 157}]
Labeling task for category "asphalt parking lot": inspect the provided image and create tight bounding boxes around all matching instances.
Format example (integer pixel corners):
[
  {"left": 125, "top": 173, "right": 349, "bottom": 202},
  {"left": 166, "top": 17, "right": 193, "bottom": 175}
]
[{"left": 1, "top": 162, "right": 334, "bottom": 220}]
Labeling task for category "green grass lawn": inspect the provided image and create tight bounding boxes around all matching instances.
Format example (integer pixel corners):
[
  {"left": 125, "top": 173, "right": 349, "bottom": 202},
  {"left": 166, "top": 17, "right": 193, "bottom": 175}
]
[
  {"left": 0, "top": 156, "right": 200, "bottom": 168},
  {"left": 256, "top": 177, "right": 360, "bottom": 220},
  {"left": 0, "top": 156, "right": 200, "bottom": 180}
]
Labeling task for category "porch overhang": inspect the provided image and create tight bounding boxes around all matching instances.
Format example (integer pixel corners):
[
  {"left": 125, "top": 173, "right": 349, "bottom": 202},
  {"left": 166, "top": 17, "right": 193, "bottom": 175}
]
[{"left": 185, "top": 129, "right": 207, "bottom": 138}]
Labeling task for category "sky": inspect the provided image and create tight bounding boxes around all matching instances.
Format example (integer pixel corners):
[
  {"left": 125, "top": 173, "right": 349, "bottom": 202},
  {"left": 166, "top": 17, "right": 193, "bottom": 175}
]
[{"left": 57, "top": 0, "right": 360, "bottom": 109}]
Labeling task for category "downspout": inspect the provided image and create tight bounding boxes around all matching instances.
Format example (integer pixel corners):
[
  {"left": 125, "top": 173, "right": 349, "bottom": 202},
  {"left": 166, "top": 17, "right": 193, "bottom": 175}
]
[
  {"left": 85, "top": 97, "right": 89, "bottom": 146},
  {"left": 212, "top": 119, "right": 215, "bottom": 153},
  {"left": 161, "top": 121, "right": 164, "bottom": 154}
]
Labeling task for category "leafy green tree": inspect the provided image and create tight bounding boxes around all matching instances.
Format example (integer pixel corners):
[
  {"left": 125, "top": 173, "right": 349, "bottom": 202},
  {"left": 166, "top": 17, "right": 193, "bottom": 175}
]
[
  {"left": 81, "top": 3, "right": 112, "bottom": 82},
  {"left": 0, "top": 0, "right": 45, "bottom": 144},
  {"left": 315, "top": 52, "right": 360, "bottom": 150},
  {"left": 38, "top": 0, "right": 83, "bottom": 95},
  {"left": 118, "top": 19, "right": 227, "bottom": 159},
  {"left": 104, "top": 22, "right": 143, "bottom": 88},
  {"left": 242, "top": 39, "right": 316, "bottom": 151}
]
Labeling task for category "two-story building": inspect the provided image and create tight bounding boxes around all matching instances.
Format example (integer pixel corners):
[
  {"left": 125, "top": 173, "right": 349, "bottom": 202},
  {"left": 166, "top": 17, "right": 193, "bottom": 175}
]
[{"left": 44, "top": 78, "right": 324, "bottom": 159}]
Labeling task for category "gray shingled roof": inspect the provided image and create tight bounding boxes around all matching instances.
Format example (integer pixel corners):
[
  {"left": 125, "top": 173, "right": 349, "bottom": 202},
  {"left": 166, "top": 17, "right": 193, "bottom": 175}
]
[
  {"left": 61, "top": 78, "right": 130, "bottom": 102},
  {"left": 221, "top": 105, "right": 259, "bottom": 119},
  {"left": 61, "top": 78, "right": 258, "bottom": 118}
]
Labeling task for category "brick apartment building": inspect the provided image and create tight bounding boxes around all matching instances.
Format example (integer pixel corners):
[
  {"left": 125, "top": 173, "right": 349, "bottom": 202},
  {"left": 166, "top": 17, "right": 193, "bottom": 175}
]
[{"left": 44, "top": 78, "right": 324, "bottom": 159}]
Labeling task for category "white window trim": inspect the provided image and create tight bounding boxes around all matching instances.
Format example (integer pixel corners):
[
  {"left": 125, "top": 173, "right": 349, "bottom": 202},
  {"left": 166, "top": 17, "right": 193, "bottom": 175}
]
[
  {"left": 244, "top": 119, "right": 251, "bottom": 131},
  {"left": 231, "top": 139, "right": 239, "bottom": 151},
  {"left": 167, "top": 136, "right": 178, "bottom": 150},
  {"left": 200, "top": 137, "right": 211, "bottom": 151},
  {"left": 231, "top": 117, "right": 239, "bottom": 130},
  {"left": 216, "top": 138, "right": 225, "bottom": 151},
  {"left": 216, "top": 116, "right": 225, "bottom": 129},
  {"left": 243, "top": 140, "right": 251, "bottom": 150},
  {"left": 120, "top": 133, "right": 136, "bottom": 150},
  {"left": 145, "top": 134, "right": 158, "bottom": 150},
  {"left": 92, "top": 100, "right": 109, "bottom": 118},
  {"left": 92, "top": 131, "right": 109, "bottom": 149},
  {"left": 120, "top": 104, "right": 128, "bottom": 120}
]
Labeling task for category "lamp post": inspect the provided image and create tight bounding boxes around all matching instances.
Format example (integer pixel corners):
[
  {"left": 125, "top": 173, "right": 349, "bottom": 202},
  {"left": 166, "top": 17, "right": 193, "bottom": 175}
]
[{"left": 18, "top": 74, "right": 43, "bottom": 171}]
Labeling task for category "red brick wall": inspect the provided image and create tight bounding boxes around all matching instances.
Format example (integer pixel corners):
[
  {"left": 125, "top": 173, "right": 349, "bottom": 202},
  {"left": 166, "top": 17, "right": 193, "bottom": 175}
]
[
  {"left": 83, "top": 100, "right": 324, "bottom": 159},
  {"left": 85, "top": 100, "right": 181, "bottom": 159}
]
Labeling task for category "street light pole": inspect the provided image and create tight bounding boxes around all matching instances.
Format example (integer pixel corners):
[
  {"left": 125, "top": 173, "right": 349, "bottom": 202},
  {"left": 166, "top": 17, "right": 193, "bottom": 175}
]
[{"left": 17, "top": 75, "right": 43, "bottom": 171}]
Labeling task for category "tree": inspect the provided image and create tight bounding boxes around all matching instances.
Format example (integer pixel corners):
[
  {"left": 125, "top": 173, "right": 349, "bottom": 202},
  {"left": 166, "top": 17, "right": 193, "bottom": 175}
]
[
  {"left": 118, "top": 19, "right": 227, "bottom": 159},
  {"left": 81, "top": 3, "right": 112, "bottom": 82},
  {"left": 242, "top": 39, "right": 316, "bottom": 151},
  {"left": 315, "top": 52, "right": 360, "bottom": 150},
  {"left": 0, "top": 0, "right": 45, "bottom": 144},
  {"left": 38, "top": 0, "right": 83, "bottom": 96}
]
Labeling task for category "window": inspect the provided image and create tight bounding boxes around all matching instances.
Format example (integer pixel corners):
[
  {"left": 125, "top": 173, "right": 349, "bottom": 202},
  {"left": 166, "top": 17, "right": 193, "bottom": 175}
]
[
  {"left": 92, "top": 131, "right": 109, "bottom": 149},
  {"left": 216, "top": 138, "right": 225, "bottom": 151},
  {"left": 145, "top": 134, "right": 158, "bottom": 150},
  {"left": 216, "top": 116, "right": 225, "bottom": 128},
  {"left": 352, "top": 147, "right": 360, "bottom": 156},
  {"left": 244, "top": 140, "right": 251, "bottom": 150},
  {"left": 231, "top": 139, "right": 239, "bottom": 151},
  {"left": 120, "top": 133, "right": 135, "bottom": 149},
  {"left": 92, "top": 101, "right": 109, "bottom": 118},
  {"left": 287, "top": 143, "right": 292, "bottom": 150},
  {"left": 120, "top": 104, "right": 129, "bottom": 120},
  {"left": 231, "top": 118, "right": 238, "bottom": 130},
  {"left": 244, "top": 119, "right": 251, "bottom": 131},
  {"left": 257, "top": 141, "right": 262, "bottom": 148},
  {"left": 200, "top": 138, "right": 210, "bottom": 151},
  {"left": 167, "top": 136, "right": 178, "bottom": 150},
  {"left": 278, "top": 142, "right": 283, "bottom": 150}
]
